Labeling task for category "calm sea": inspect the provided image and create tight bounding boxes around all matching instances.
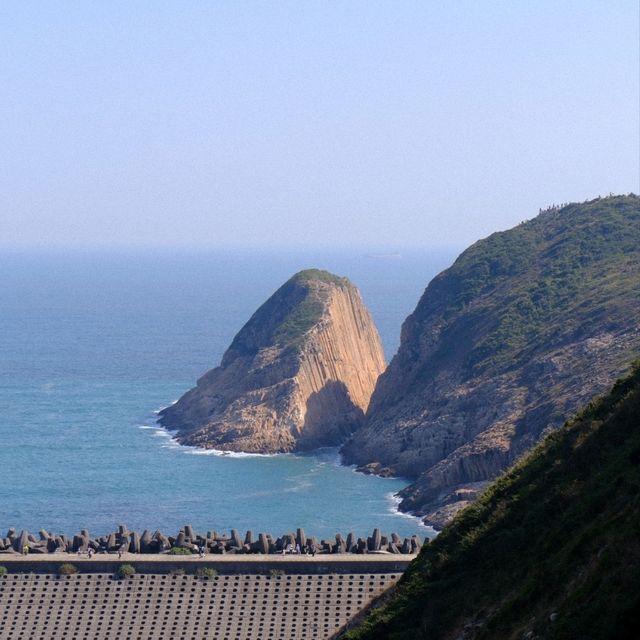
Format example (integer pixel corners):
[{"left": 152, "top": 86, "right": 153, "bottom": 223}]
[{"left": 0, "top": 247, "right": 457, "bottom": 541}]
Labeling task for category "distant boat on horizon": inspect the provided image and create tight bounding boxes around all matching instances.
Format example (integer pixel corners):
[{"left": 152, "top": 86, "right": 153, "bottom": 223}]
[{"left": 364, "top": 251, "right": 402, "bottom": 260}]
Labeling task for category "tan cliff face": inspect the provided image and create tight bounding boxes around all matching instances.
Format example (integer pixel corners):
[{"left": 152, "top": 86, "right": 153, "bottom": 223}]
[{"left": 159, "top": 270, "right": 385, "bottom": 453}]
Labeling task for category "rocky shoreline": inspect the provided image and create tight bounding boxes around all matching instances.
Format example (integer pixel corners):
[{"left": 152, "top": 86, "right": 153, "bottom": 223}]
[
  {"left": 342, "top": 196, "right": 640, "bottom": 529},
  {"left": 0, "top": 524, "right": 424, "bottom": 556}
]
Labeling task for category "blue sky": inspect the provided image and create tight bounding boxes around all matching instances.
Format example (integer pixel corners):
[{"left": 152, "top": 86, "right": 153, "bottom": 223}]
[{"left": 1, "top": 1, "right": 638, "bottom": 248}]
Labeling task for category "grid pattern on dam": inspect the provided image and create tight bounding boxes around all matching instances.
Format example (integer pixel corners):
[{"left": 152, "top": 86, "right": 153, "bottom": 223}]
[{"left": 0, "top": 572, "right": 399, "bottom": 639}]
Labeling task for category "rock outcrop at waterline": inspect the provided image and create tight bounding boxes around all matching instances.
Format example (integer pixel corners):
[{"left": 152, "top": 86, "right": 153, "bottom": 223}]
[
  {"left": 342, "top": 194, "right": 640, "bottom": 526},
  {"left": 160, "top": 269, "right": 385, "bottom": 453}
]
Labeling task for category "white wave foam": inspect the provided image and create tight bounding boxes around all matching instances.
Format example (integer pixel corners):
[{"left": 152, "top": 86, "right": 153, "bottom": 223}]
[
  {"left": 385, "top": 492, "right": 434, "bottom": 532},
  {"left": 282, "top": 471, "right": 315, "bottom": 493},
  {"left": 137, "top": 424, "right": 176, "bottom": 437},
  {"left": 153, "top": 430, "right": 175, "bottom": 438},
  {"left": 143, "top": 420, "right": 287, "bottom": 459},
  {"left": 182, "top": 446, "right": 284, "bottom": 459},
  {"left": 283, "top": 479, "right": 313, "bottom": 493},
  {"left": 153, "top": 399, "right": 179, "bottom": 414}
]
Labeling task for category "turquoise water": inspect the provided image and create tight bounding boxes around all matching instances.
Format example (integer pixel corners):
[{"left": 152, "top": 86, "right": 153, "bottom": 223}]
[{"left": 0, "top": 248, "right": 456, "bottom": 540}]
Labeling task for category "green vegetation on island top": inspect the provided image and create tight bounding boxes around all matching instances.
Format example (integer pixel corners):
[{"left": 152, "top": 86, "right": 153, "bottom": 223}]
[
  {"left": 343, "top": 362, "right": 640, "bottom": 640},
  {"left": 271, "top": 295, "right": 325, "bottom": 346},
  {"left": 416, "top": 194, "right": 640, "bottom": 376},
  {"left": 227, "top": 268, "right": 352, "bottom": 354},
  {"left": 273, "top": 270, "right": 350, "bottom": 345},
  {"left": 292, "top": 268, "right": 350, "bottom": 286}
]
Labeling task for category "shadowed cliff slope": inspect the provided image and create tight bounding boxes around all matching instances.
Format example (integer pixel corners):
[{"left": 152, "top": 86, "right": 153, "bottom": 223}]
[
  {"left": 341, "top": 363, "right": 640, "bottom": 640},
  {"left": 342, "top": 194, "right": 640, "bottom": 524},
  {"left": 159, "top": 269, "right": 385, "bottom": 453}
]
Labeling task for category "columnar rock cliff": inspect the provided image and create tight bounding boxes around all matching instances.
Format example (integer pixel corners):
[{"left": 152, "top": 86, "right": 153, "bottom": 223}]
[
  {"left": 342, "top": 195, "right": 640, "bottom": 526},
  {"left": 159, "top": 269, "right": 385, "bottom": 453}
]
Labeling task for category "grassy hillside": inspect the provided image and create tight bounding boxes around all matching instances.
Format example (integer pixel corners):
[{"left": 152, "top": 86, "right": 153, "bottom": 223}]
[
  {"left": 342, "top": 363, "right": 640, "bottom": 640},
  {"left": 418, "top": 194, "right": 640, "bottom": 376}
]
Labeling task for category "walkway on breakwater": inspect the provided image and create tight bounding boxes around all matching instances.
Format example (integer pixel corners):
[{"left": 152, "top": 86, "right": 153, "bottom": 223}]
[
  {"left": 0, "top": 552, "right": 414, "bottom": 575},
  {"left": 0, "top": 553, "right": 413, "bottom": 563}
]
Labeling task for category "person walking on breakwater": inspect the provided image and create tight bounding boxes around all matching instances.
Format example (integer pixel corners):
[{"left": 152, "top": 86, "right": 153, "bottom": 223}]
[{"left": 23, "top": 545, "right": 29, "bottom": 556}]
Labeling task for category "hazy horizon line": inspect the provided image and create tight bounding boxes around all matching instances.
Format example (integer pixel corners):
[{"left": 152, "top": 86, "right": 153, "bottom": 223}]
[{"left": 0, "top": 242, "right": 465, "bottom": 254}]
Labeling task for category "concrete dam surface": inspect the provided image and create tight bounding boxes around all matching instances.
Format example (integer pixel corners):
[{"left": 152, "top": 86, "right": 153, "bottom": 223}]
[{"left": 0, "top": 556, "right": 412, "bottom": 640}]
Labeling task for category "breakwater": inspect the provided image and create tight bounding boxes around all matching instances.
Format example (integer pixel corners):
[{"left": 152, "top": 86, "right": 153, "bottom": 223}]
[{"left": 0, "top": 524, "right": 424, "bottom": 556}]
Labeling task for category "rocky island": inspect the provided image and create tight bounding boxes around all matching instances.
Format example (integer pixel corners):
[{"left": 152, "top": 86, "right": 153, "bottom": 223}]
[{"left": 160, "top": 269, "right": 385, "bottom": 453}]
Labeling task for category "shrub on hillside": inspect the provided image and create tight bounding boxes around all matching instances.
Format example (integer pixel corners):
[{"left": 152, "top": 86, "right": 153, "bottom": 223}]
[
  {"left": 116, "top": 564, "right": 136, "bottom": 579},
  {"left": 58, "top": 564, "right": 78, "bottom": 576},
  {"left": 168, "top": 546, "right": 193, "bottom": 555}
]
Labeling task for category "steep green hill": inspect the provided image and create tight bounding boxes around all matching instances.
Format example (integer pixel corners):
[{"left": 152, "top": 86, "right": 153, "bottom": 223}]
[
  {"left": 342, "top": 194, "right": 640, "bottom": 526},
  {"left": 342, "top": 363, "right": 640, "bottom": 640},
  {"left": 429, "top": 196, "right": 639, "bottom": 375}
]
